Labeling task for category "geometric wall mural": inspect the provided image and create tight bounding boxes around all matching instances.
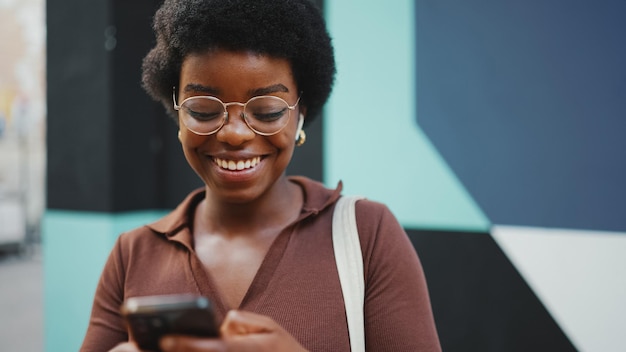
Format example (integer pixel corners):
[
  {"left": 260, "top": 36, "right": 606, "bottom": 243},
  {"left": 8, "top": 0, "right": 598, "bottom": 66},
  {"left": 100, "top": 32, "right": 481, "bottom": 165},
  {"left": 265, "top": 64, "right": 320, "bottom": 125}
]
[
  {"left": 416, "top": 2, "right": 626, "bottom": 350},
  {"left": 490, "top": 226, "right": 626, "bottom": 352},
  {"left": 409, "top": 228, "right": 578, "bottom": 352},
  {"left": 325, "top": 1, "right": 489, "bottom": 232},
  {"left": 326, "top": 1, "right": 626, "bottom": 351},
  {"left": 416, "top": 0, "right": 626, "bottom": 232}
]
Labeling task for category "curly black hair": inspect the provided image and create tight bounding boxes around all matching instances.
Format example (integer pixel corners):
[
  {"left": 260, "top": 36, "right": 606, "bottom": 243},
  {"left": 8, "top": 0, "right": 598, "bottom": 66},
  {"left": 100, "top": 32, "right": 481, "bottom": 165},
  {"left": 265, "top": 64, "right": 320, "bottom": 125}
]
[{"left": 141, "top": 0, "right": 336, "bottom": 124}]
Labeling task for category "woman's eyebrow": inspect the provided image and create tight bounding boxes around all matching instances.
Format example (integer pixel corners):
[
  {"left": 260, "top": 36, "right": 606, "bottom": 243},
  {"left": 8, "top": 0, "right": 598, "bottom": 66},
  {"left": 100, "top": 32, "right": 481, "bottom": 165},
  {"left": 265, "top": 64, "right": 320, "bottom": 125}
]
[
  {"left": 248, "top": 84, "right": 289, "bottom": 96},
  {"left": 184, "top": 83, "right": 220, "bottom": 95},
  {"left": 183, "top": 83, "right": 289, "bottom": 97}
]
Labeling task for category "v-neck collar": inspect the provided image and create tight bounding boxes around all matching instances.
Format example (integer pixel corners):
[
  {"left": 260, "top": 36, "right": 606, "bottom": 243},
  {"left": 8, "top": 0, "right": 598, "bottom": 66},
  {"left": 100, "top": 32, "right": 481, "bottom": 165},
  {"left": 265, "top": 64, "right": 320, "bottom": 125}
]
[{"left": 146, "top": 176, "right": 343, "bottom": 317}]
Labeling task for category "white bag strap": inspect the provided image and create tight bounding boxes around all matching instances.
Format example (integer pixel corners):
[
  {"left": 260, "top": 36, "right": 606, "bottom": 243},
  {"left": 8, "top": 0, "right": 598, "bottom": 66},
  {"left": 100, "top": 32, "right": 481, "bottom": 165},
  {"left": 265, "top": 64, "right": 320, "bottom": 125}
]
[{"left": 332, "top": 195, "right": 366, "bottom": 352}]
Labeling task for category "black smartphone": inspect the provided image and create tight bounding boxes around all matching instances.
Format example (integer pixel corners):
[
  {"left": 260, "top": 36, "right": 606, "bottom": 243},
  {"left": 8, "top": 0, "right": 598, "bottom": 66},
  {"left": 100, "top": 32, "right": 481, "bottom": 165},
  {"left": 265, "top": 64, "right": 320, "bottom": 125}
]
[{"left": 121, "top": 294, "right": 219, "bottom": 351}]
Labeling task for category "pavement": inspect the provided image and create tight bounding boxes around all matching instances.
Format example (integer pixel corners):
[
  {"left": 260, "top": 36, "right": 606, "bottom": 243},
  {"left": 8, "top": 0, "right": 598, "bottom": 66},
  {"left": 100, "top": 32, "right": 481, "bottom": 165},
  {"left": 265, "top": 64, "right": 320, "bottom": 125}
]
[
  {"left": 0, "top": 243, "right": 43, "bottom": 352},
  {"left": 0, "top": 104, "right": 45, "bottom": 351}
]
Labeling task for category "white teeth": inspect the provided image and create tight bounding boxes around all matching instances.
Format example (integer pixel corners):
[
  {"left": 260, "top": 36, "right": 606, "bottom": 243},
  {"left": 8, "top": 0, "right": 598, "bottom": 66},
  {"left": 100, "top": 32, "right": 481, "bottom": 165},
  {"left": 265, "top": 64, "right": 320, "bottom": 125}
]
[{"left": 214, "top": 157, "right": 261, "bottom": 171}]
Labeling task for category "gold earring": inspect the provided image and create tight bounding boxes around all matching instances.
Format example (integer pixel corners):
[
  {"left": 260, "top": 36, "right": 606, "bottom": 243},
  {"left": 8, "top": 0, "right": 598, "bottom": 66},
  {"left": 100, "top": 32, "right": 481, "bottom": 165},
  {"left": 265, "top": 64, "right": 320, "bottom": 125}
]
[
  {"left": 296, "top": 130, "right": 306, "bottom": 146},
  {"left": 177, "top": 130, "right": 182, "bottom": 141}
]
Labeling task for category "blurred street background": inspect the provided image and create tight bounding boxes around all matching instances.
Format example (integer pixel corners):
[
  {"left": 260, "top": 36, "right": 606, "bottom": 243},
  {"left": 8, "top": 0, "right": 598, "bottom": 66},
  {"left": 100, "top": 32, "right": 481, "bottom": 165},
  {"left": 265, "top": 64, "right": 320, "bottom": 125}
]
[
  {"left": 1, "top": 0, "right": 46, "bottom": 350},
  {"left": 0, "top": 244, "right": 43, "bottom": 352}
]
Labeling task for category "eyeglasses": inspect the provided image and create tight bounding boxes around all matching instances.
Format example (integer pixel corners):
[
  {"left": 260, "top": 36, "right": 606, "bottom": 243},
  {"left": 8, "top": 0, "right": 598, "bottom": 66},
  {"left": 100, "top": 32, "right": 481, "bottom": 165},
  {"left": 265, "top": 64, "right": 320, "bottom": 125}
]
[{"left": 173, "top": 88, "right": 301, "bottom": 136}]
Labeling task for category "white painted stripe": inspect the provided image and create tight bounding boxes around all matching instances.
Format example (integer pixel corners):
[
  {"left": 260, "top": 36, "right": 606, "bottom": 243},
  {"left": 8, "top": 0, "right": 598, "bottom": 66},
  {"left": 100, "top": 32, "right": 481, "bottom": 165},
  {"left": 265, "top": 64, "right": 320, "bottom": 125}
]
[{"left": 492, "top": 225, "right": 626, "bottom": 352}]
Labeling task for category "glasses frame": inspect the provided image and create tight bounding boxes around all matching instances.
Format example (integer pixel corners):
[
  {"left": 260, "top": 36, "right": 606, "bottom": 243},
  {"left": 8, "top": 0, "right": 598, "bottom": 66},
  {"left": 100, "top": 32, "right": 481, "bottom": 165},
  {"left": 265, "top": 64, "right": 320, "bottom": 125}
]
[{"left": 173, "top": 87, "right": 301, "bottom": 136}]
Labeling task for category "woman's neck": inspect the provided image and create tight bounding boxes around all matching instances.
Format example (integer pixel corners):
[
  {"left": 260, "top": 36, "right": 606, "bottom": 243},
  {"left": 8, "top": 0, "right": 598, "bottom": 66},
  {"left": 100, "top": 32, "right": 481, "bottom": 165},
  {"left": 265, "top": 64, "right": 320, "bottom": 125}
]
[{"left": 195, "top": 176, "right": 303, "bottom": 239}]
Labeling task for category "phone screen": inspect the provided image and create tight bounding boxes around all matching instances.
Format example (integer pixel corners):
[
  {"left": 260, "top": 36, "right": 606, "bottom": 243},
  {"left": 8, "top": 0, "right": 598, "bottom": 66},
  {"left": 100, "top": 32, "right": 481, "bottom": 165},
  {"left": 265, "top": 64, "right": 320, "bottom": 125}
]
[{"left": 121, "top": 294, "right": 219, "bottom": 351}]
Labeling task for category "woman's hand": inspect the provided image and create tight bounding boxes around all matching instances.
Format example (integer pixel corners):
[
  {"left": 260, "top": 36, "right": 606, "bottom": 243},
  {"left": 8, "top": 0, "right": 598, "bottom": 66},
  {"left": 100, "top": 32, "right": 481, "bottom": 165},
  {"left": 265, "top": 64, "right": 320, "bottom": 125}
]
[
  {"left": 108, "top": 342, "right": 141, "bottom": 352},
  {"left": 159, "top": 310, "right": 308, "bottom": 352}
]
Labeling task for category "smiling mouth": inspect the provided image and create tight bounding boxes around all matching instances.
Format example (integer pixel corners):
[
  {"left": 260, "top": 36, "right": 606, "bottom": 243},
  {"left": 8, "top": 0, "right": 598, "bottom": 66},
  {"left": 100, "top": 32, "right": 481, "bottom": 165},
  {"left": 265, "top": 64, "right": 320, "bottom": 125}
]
[{"left": 213, "top": 156, "right": 262, "bottom": 171}]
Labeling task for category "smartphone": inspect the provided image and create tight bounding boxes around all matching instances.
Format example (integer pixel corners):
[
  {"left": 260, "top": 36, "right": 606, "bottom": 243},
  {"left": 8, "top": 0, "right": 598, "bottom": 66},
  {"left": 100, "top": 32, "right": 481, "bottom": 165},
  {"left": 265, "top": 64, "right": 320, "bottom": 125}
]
[{"left": 121, "top": 294, "right": 219, "bottom": 351}]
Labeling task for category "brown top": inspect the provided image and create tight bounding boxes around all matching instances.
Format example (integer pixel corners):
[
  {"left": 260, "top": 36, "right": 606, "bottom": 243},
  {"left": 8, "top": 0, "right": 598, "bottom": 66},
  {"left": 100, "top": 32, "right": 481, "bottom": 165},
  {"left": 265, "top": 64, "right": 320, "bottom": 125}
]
[{"left": 81, "top": 176, "right": 441, "bottom": 351}]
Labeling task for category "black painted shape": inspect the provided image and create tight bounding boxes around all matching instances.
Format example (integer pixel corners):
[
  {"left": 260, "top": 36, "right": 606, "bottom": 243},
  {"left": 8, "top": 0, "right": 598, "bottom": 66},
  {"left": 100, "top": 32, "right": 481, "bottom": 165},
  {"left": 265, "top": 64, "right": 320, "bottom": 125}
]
[
  {"left": 47, "top": 0, "right": 323, "bottom": 212},
  {"left": 408, "top": 229, "right": 577, "bottom": 352},
  {"left": 47, "top": 0, "right": 113, "bottom": 211},
  {"left": 47, "top": 0, "right": 176, "bottom": 212},
  {"left": 415, "top": 1, "right": 626, "bottom": 232}
]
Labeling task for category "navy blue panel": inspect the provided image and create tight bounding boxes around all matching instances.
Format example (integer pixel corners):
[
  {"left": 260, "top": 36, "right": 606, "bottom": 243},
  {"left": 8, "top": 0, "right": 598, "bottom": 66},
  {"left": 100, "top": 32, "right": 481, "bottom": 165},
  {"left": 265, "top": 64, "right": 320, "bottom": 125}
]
[
  {"left": 416, "top": 1, "right": 626, "bottom": 231},
  {"left": 409, "top": 229, "right": 576, "bottom": 352}
]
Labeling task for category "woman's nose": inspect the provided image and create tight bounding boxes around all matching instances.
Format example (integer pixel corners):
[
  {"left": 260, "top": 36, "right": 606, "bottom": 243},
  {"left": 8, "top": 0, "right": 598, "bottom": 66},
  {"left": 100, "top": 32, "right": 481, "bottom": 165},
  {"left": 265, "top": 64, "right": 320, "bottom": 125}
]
[{"left": 215, "top": 108, "right": 256, "bottom": 146}]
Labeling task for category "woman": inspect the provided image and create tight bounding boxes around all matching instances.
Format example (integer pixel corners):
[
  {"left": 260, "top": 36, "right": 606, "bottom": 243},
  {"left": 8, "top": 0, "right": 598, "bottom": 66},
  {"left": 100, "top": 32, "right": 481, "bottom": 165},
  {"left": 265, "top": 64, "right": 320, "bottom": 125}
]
[{"left": 81, "top": 0, "right": 441, "bottom": 351}]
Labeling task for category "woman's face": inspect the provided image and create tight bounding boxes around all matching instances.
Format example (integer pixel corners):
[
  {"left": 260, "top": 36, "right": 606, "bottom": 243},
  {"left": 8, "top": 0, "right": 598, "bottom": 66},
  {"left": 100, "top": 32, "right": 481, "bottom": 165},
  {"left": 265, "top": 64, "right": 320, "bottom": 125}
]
[{"left": 177, "top": 49, "right": 302, "bottom": 203}]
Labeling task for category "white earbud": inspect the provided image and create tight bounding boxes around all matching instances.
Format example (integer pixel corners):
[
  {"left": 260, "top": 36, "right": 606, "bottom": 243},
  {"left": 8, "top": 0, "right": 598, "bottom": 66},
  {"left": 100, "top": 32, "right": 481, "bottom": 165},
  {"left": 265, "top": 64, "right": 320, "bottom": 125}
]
[{"left": 295, "top": 113, "right": 305, "bottom": 141}]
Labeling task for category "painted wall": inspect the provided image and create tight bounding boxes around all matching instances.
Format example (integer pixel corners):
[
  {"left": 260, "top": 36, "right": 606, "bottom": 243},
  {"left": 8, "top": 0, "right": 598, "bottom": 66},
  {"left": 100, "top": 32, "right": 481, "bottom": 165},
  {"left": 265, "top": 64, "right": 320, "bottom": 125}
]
[
  {"left": 326, "top": 1, "right": 626, "bottom": 351},
  {"left": 325, "top": 1, "right": 489, "bottom": 232},
  {"left": 43, "top": 211, "right": 166, "bottom": 351}
]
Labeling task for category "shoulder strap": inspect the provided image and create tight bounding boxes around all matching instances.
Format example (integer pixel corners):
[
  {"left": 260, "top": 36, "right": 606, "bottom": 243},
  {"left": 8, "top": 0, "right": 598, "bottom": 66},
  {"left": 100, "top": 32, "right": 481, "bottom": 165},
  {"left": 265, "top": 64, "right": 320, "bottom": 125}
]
[{"left": 332, "top": 195, "right": 366, "bottom": 352}]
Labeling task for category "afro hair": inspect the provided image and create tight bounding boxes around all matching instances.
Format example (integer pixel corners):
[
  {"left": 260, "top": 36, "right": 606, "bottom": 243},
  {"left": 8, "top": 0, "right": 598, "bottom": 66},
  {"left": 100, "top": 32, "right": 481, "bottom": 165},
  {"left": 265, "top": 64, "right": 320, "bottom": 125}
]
[{"left": 141, "top": 0, "right": 336, "bottom": 124}]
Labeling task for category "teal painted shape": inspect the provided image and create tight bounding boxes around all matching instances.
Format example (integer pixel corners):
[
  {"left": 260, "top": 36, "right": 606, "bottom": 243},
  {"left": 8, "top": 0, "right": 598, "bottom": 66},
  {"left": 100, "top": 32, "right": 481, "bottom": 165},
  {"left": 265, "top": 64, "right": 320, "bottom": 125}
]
[
  {"left": 42, "top": 210, "right": 167, "bottom": 352},
  {"left": 325, "top": 1, "right": 489, "bottom": 231}
]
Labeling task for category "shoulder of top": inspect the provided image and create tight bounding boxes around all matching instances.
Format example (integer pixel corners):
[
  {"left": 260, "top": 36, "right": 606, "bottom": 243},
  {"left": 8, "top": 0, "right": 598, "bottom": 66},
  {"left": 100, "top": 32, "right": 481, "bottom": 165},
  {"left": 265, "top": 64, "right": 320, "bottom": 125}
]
[
  {"left": 349, "top": 197, "right": 394, "bottom": 219},
  {"left": 351, "top": 197, "right": 388, "bottom": 210},
  {"left": 116, "top": 224, "right": 162, "bottom": 244}
]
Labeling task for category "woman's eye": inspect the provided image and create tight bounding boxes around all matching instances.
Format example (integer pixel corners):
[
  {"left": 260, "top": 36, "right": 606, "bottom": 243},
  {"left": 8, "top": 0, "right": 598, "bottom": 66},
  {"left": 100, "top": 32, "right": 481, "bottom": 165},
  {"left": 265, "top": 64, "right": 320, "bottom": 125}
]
[
  {"left": 252, "top": 108, "right": 287, "bottom": 122},
  {"left": 186, "top": 108, "right": 222, "bottom": 121}
]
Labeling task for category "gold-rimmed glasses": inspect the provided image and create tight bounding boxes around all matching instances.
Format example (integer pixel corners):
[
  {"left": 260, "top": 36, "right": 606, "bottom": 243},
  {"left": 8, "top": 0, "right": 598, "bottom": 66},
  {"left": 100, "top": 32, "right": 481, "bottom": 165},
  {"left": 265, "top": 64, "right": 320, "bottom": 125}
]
[{"left": 173, "top": 88, "right": 301, "bottom": 136}]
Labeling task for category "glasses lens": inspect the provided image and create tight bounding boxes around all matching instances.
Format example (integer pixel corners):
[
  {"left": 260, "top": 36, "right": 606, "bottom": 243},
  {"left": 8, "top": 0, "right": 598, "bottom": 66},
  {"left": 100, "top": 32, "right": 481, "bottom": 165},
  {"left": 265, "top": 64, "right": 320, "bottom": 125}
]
[
  {"left": 244, "top": 96, "right": 291, "bottom": 134},
  {"left": 180, "top": 97, "right": 225, "bottom": 134}
]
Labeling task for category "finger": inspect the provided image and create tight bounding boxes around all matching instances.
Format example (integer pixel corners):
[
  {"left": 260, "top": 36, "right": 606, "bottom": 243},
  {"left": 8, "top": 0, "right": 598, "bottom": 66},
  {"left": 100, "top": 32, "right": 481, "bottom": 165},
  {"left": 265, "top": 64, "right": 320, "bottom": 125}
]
[
  {"left": 220, "top": 310, "right": 277, "bottom": 337},
  {"left": 221, "top": 330, "right": 308, "bottom": 352},
  {"left": 159, "top": 335, "right": 226, "bottom": 352},
  {"left": 108, "top": 342, "right": 141, "bottom": 352}
]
